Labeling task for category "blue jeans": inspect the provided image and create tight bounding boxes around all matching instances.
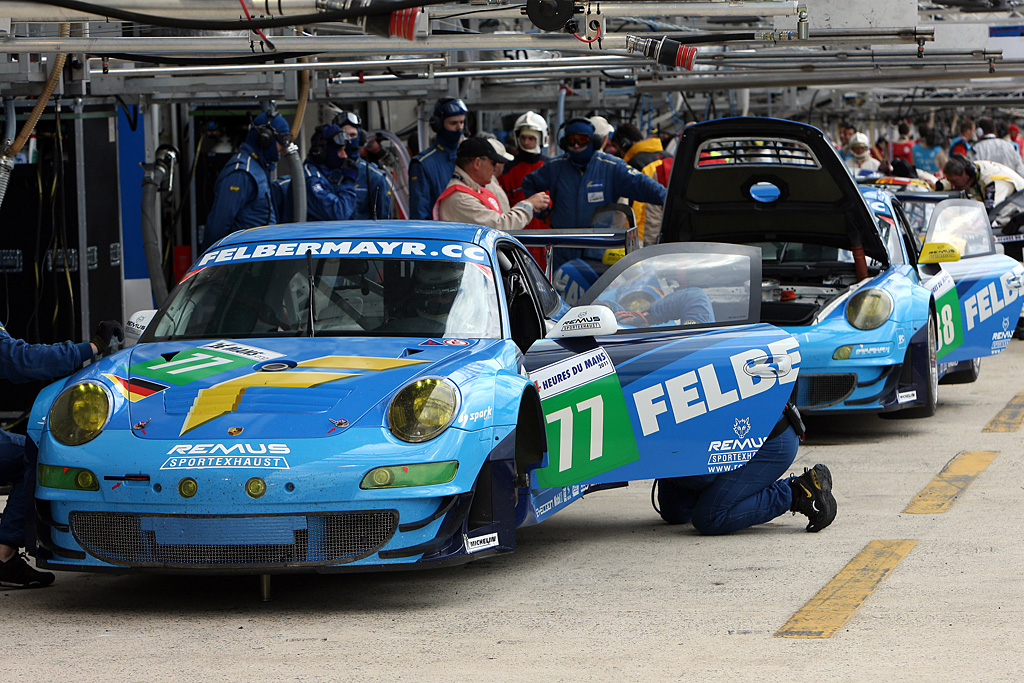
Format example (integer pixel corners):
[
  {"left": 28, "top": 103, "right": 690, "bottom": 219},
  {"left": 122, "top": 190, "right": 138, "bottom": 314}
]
[
  {"left": 657, "top": 426, "right": 798, "bottom": 535},
  {"left": 0, "top": 429, "right": 28, "bottom": 549}
]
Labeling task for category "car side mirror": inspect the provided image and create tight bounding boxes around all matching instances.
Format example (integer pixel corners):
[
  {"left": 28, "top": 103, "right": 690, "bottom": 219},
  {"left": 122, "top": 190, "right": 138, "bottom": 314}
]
[
  {"left": 547, "top": 305, "right": 618, "bottom": 339},
  {"left": 918, "top": 242, "right": 962, "bottom": 264},
  {"left": 124, "top": 309, "right": 157, "bottom": 346}
]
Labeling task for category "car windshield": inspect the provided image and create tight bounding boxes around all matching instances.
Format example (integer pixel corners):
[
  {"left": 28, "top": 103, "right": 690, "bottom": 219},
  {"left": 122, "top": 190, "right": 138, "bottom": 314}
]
[
  {"left": 592, "top": 251, "right": 752, "bottom": 328},
  {"left": 144, "top": 256, "right": 502, "bottom": 341}
]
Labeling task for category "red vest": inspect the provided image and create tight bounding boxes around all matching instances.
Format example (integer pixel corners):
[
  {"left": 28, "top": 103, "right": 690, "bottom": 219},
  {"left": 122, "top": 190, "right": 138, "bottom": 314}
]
[
  {"left": 432, "top": 182, "right": 502, "bottom": 220},
  {"left": 891, "top": 140, "right": 914, "bottom": 165}
]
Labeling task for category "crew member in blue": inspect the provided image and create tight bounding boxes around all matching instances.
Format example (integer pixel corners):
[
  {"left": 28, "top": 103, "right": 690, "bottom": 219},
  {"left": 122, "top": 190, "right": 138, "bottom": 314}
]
[
  {"left": 202, "top": 110, "right": 292, "bottom": 251},
  {"left": 333, "top": 110, "right": 393, "bottom": 219},
  {"left": 521, "top": 117, "right": 667, "bottom": 268},
  {"left": 408, "top": 97, "right": 469, "bottom": 220},
  {"left": 273, "top": 123, "right": 358, "bottom": 223},
  {"left": 0, "top": 319, "right": 122, "bottom": 587}
]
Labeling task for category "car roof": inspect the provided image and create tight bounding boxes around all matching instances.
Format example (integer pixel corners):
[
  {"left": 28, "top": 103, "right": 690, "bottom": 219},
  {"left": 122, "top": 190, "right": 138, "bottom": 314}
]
[
  {"left": 661, "top": 117, "right": 889, "bottom": 267},
  {"left": 215, "top": 220, "right": 492, "bottom": 248}
]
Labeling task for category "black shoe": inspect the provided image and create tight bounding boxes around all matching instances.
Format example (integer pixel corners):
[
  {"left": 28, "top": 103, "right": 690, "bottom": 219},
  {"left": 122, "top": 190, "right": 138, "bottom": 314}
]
[
  {"left": 789, "top": 464, "right": 836, "bottom": 533},
  {"left": 0, "top": 552, "right": 55, "bottom": 588}
]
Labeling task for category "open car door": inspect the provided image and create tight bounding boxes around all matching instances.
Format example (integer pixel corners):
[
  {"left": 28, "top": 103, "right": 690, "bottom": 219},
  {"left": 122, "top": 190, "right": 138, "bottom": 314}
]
[
  {"left": 919, "top": 199, "right": 1024, "bottom": 363},
  {"left": 523, "top": 243, "right": 799, "bottom": 488}
]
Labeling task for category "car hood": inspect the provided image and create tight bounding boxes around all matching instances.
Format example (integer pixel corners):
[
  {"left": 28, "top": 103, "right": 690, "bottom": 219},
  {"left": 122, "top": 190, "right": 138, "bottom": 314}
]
[
  {"left": 661, "top": 117, "right": 889, "bottom": 267},
  {"left": 110, "top": 337, "right": 485, "bottom": 440}
]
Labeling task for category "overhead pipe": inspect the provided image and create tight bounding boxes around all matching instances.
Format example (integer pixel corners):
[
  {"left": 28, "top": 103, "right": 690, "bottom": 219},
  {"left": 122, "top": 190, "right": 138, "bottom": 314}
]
[
  {"left": 90, "top": 57, "right": 446, "bottom": 77},
  {"left": 0, "top": 28, "right": 933, "bottom": 55},
  {"left": 427, "top": 1, "right": 805, "bottom": 19},
  {"left": 0, "top": 22, "right": 70, "bottom": 213}
]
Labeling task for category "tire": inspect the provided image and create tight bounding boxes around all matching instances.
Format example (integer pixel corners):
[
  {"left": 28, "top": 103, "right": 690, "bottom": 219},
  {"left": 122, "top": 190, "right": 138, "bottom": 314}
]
[
  {"left": 939, "top": 357, "right": 981, "bottom": 385},
  {"left": 886, "top": 312, "right": 938, "bottom": 419}
]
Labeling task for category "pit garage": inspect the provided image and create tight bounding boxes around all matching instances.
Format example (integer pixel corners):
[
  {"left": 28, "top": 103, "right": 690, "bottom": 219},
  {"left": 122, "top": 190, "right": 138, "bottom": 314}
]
[{"left": 2, "top": 1, "right": 1024, "bottom": 679}]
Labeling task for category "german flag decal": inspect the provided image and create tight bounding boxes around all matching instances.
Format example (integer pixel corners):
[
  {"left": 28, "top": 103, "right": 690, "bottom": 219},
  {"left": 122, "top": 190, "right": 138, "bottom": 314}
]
[{"left": 103, "top": 374, "right": 169, "bottom": 402}]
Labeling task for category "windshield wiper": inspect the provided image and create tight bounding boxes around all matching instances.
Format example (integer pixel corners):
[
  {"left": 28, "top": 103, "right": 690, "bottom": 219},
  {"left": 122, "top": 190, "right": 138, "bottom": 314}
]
[{"left": 306, "top": 248, "right": 316, "bottom": 337}]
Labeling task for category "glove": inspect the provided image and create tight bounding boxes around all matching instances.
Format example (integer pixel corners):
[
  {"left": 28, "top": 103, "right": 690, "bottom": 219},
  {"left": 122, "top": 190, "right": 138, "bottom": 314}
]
[
  {"left": 338, "top": 158, "right": 358, "bottom": 182},
  {"left": 91, "top": 320, "right": 123, "bottom": 356},
  {"left": 614, "top": 310, "right": 650, "bottom": 328}
]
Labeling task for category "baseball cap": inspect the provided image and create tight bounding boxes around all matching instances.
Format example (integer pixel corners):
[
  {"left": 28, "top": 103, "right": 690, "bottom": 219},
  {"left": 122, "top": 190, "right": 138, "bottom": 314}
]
[{"left": 458, "top": 136, "right": 513, "bottom": 163}]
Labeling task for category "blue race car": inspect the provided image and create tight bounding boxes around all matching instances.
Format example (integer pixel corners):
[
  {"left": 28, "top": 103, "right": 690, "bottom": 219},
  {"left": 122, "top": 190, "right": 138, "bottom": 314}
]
[
  {"left": 661, "top": 117, "right": 1024, "bottom": 418},
  {"left": 30, "top": 222, "right": 799, "bottom": 575}
]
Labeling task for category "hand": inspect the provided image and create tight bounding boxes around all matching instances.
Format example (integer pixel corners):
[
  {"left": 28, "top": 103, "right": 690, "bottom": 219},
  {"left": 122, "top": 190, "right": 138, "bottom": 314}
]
[
  {"left": 525, "top": 191, "right": 551, "bottom": 212},
  {"left": 614, "top": 310, "right": 650, "bottom": 328},
  {"left": 90, "top": 320, "right": 123, "bottom": 356},
  {"left": 338, "top": 158, "right": 358, "bottom": 182}
]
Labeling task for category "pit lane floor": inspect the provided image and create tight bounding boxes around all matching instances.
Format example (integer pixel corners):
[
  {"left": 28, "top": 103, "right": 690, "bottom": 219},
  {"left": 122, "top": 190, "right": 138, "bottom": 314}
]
[{"left": 4, "top": 343, "right": 1024, "bottom": 682}]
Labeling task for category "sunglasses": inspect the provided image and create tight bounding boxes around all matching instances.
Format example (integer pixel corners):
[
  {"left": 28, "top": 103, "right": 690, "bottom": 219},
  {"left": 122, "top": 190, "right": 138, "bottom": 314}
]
[{"left": 565, "top": 134, "right": 591, "bottom": 148}]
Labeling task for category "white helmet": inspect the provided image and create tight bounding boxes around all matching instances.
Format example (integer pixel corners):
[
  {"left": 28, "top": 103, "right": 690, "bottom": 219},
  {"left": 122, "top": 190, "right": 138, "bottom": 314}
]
[{"left": 514, "top": 111, "right": 549, "bottom": 148}]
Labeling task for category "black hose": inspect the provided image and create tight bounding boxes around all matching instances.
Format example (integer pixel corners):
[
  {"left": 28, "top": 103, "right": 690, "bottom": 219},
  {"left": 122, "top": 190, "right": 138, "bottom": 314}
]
[
  {"left": 93, "top": 51, "right": 318, "bottom": 66},
  {"left": 17, "top": 0, "right": 448, "bottom": 31}
]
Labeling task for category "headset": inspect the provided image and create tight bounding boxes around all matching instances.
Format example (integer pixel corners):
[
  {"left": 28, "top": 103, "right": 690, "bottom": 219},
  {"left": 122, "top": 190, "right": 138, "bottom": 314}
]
[
  {"left": 429, "top": 97, "right": 468, "bottom": 133},
  {"left": 253, "top": 103, "right": 282, "bottom": 149},
  {"left": 557, "top": 117, "right": 601, "bottom": 151}
]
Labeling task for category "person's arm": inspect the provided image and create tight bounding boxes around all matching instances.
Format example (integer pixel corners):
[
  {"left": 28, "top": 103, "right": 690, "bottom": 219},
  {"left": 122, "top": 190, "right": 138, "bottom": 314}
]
[
  {"left": 435, "top": 190, "right": 528, "bottom": 231},
  {"left": 649, "top": 288, "right": 715, "bottom": 325},
  {"left": 408, "top": 158, "right": 432, "bottom": 220},
  {"left": 307, "top": 165, "right": 357, "bottom": 221},
  {"left": 615, "top": 161, "right": 668, "bottom": 206},
  {"left": 521, "top": 162, "right": 551, "bottom": 199},
  {"left": 0, "top": 332, "right": 93, "bottom": 384}
]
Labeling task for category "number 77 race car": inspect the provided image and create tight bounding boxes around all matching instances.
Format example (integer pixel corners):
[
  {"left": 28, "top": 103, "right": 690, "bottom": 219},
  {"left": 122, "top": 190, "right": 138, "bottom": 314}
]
[
  {"left": 661, "top": 117, "right": 1024, "bottom": 418},
  {"left": 30, "top": 222, "right": 799, "bottom": 576}
]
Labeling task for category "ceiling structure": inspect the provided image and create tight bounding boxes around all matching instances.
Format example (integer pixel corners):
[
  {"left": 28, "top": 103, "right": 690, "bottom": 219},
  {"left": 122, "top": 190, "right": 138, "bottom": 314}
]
[{"left": 0, "top": 0, "right": 1021, "bottom": 126}]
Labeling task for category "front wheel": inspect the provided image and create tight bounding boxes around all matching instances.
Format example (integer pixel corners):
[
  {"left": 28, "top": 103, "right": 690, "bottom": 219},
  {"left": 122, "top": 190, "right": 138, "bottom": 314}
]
[{"left": 884, "top": 312, "right": 938, "bottom": 419}]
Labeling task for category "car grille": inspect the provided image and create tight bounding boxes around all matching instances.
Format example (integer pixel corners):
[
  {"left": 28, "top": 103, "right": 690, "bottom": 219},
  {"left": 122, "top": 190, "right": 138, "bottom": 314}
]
[
  {"left": 69, "top": 511, "right": 397, "bottom": 568},
  {"left": 795, "top": 373, "right": 858, "bottom": 410}
]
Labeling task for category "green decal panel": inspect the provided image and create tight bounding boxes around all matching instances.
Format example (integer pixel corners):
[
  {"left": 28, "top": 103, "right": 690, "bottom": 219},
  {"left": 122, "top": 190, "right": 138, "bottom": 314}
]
[
  {"left": 131, "top": 349, "right": 254, "bottom": 386},
  {"left": 530, "top": 348, "right": 639, "bottom": 488},
  {"left": 935, "top": 287, "right": 964, "bottom": 359}
]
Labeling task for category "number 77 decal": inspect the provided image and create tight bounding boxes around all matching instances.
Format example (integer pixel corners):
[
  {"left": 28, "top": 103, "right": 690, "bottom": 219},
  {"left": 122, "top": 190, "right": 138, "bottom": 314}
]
[{"left": 530, "top": 347, "right": 639, "bottom": 488}]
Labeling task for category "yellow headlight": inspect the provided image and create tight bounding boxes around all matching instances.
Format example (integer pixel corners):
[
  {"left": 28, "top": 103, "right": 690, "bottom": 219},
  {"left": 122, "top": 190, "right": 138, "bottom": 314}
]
[
  {"left": 388, "top": 378, "right": 459, "bottom": 443},
  {"left": 49, "top": 382, "right": 111, "bottom": 446},
  {"left": 846, "top": 289, "right": 893, "bottom": 331}
]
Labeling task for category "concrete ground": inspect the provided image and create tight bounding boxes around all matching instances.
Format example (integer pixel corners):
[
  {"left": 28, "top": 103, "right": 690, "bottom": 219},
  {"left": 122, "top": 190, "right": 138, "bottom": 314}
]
[{"left": 3, "top": 342, "right": 1023, "bottom": 682}]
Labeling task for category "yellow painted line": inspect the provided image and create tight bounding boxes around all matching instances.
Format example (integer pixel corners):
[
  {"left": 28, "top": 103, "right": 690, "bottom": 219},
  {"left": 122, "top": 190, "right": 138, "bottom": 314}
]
[
  {"left": 983, "top": 393, "right": 1024, "bottom": 432},
  {"left": 903, "top": 450, "right": 998, "bottom": 514},
  {"left": 775, "top": 539, "right": 917, "bottom": 639}
]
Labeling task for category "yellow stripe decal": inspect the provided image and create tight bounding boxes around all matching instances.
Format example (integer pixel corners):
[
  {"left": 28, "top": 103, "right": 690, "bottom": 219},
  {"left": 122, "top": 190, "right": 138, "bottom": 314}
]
[
  {"left": 903, "top": 450, "right": 998, "bottom": 514},
  {"left": 775, "top": 539, "right": 917, "bottom": 639},
  {"left": 983, "top": 393, "right": 1024, "bottom": 432},
  {"left": 297, "top": 356, "right": 428, "bottom": 370}
]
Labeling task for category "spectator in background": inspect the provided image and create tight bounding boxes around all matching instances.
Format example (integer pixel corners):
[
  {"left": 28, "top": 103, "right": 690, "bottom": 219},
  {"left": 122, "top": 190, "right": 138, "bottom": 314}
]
[
  {"left": 949, "top": 119, "right": 975, "bottom": 158},
  {"left": 846, "top": 133, "right": 881, "bottom": 174},
  {"left": 972, "top": 116, "right": 1024, "bottom": 178},
  {"left": 914, "top": 126, "right": 947, "bottom": 176},
  {"left": 590, "top": 116, "right": 616, "bottom": 155},
  {"left": 837, "top": 121, "right": 856, "bottom": 161},
  {"left": 891, "top": 122, "right": 916, "bottom": 167},
  {"left": 409, "top": 97, "right": 469, "bottom": 219},
  {"left": 1008, "top": 124, "right": 1024, "bottom": 160}
]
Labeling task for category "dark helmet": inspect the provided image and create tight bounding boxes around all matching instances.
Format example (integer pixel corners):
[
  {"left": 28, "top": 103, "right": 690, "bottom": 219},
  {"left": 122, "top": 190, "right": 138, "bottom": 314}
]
[{"left": 414, "top": 261, "right": 465, "bottom": 317}]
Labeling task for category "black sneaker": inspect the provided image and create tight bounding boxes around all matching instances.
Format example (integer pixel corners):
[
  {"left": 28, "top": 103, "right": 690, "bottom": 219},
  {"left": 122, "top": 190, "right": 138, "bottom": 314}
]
[
  {"left": 0, "top": 552, "right": 55, "bottom": 588},
  {"left": 789, "top": 464, "right": 837, "bottom": 532}
]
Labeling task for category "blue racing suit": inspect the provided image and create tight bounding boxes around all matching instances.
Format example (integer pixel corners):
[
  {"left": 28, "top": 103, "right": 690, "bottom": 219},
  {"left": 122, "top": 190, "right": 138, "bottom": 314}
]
[
  {"left": 328, "top": 159, "right": 392, "bottom": 220},
  {"left": 523, "top": 151, "right": 667, "bottom": 269},
  {"left": 0, "top": 322, "right": 93, "bottom": 550},
  {"left": 203, "top": 142, "right": 277, "bottom": 251},
  {"left": 408, "top": 142, "right": 458, "bottom": 220},
  {"left": 273, "top": 161, "right": 357, "bottom": 223}
]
